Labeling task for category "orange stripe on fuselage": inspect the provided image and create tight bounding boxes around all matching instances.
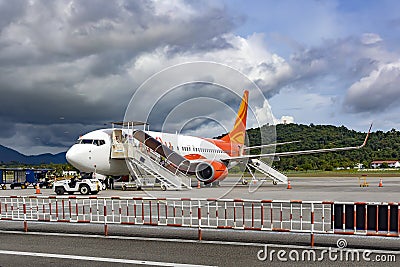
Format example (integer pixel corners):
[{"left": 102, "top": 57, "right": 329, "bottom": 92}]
[
  {"left": 184, "top": 154, "right": 206, "bottom": 160},
  {"left": 203, "top": 138, "right": 242, "bottom": 157}
]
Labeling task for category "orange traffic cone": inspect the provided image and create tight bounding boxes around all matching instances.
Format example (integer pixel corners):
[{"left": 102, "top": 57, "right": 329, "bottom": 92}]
[
  {"left": 378, "top": 179, "right": 383, "bottom": 187},
  {"left": 35, "top": 184, "right": 42, "bottom": 194},
  {"left": 197, "top": 180, "right": 201, "bottom": 189},
  {"left": 287, "top": 180, "right": 292, "bottom": 189}
]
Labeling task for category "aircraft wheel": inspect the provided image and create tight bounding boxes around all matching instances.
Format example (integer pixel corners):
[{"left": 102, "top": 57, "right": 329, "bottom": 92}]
[
  {"left": 79, "top": 184, "right": 90, "bottom": 195},
  {"left": 21, "top": 184, "right": 27, "bottom": 189},
  {"left": 122, "top": 185, "right": 127, "bottom": 191},
  {"left": 55, "top": 187, "right": 65, "bottom": 195},
  {"left": 1, "top": 185, "right": 6, "bottom": 190}
]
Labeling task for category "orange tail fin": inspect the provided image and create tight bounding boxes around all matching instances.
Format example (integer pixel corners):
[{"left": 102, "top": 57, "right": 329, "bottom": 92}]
[{"left": 220, "top": 90, "right": 249, "bottom": 145}]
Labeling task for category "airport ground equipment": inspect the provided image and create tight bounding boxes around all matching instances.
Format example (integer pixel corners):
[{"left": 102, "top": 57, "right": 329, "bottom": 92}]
[
  {"left": 110, "top": 128, "right": 194, "bottom": 190},
  {"left": 25, "top": 169, "right": 54, "bottom": 189},
  {"left": 245, "top": 159, "right": 288, "bottom": 185},
  {"left": 0, "top": 168, "right": 54, "bottom": 189},
  {"left": 358, "top": 174, "right": 369, "bottom": 187},
  {"left": 82, "top": 172, "right": 107, "bottom": 190},
  {"left": 53, "top": 178, "right": 102, "bottom": 195}
]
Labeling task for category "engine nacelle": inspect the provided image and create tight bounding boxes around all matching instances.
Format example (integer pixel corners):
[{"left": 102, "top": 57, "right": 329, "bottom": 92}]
[{"left": 195, "top": 160, "right": 228, "bottom": 184}]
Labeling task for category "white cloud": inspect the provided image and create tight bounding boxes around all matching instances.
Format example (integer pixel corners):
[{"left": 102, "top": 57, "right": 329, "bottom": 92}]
[
  {"left": 344, "top": 60, "right": 400, "bottom": 112},
  {"left": 254, "top": 99, "right": 294, "bottom": 127},
  {"left": 275, "top": 115, "right": 295, "bottom": 125}
]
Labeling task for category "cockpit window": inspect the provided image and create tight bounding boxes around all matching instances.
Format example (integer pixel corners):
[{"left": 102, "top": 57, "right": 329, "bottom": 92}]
[
  {"left": 94, "top": 140, "right": 106, "bottom": 146},
  {"left": 76, "top": 139, "right": 106, "bottom": 146}
]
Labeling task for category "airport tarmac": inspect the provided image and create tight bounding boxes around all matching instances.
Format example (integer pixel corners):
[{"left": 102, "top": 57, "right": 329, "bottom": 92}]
[
  {"left": 0, "top": 176, "right": 399, "bottom": 203},
  {"left": 0, "top": 231, "right": 398, "bottom": 266}
]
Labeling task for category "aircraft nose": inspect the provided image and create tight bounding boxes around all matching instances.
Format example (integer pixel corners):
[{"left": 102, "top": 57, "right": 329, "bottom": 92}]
[
  {"left": 66, "top": 145, "right": 87, "bottom": 168},
  {"left": 66, "top": 145, "right": 94, "bottom": 173},
  {"left": 66, "top": 146, "right": 78, "bottom": 166}
]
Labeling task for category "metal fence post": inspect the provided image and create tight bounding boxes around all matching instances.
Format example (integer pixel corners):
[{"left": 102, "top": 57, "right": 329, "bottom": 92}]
[
  {"left": 310, "top": 202, "right": 315, "bottom": 247},
  {"left": 23, "top": 197, "right": 28, "bottom": 232},
  {"left": 198, "top": 200, "right": 202, "bottom": 241},
  {"left": 104, "top": 199, "right": 108, "bottom": 236}
]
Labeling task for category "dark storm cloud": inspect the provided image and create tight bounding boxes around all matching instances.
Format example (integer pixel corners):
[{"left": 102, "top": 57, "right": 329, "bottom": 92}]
[
  {"left": 290, "top": 37, "right": 380, "bottom": 83},
  {"left": 0, "top": 0, "right": 26, "bottom": 29},
  {"left": 0, "top": 0, "right": 238, "bottom": 153},
  {"left": 3, "top": 1, "right": 396, "bottom": 154},
  {"left": 145, "top": 84, "right": 242, "bottom": 132}
]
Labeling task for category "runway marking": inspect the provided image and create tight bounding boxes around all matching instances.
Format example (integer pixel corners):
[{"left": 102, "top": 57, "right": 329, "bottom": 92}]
[{"left": 0, "top": 249, "right": 216, "bottom": 267}]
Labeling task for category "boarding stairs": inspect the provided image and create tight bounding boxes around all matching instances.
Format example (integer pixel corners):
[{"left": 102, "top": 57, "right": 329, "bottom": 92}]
[
  {"left": 126, "top": 147, "right": 192, "bottom": 190},
  {"left": 247, "top": 159, "right": 288, "bottom": 184},
  {"left": 110, "top": 129, "right": 191, "bottom": 190}
]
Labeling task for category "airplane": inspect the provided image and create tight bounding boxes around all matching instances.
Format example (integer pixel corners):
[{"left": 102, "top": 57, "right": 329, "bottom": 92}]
[{"left": 66, "top": 90, "right": 371, "bottom": 185}]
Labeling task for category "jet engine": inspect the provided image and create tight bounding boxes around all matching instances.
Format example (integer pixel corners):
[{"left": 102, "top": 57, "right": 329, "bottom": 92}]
[{"left": 195, "top": 160, "right": 228, "bottom": 184}]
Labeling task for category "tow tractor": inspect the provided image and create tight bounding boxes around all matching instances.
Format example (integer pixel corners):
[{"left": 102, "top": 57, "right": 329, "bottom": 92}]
[{"left": 53, "top": 177, "right": 102, "bottom": 195}]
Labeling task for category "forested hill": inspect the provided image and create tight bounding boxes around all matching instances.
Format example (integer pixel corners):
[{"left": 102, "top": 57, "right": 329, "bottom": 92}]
[{"left": 245, "top": 124, "right": 400, "bottom": 171}]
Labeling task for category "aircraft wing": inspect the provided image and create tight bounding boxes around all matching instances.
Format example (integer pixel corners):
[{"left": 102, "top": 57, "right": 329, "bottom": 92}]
[
  {"left": 244, "top": 140, "right": 301, "bottom": 150},
  {"left": 225, "top": 124, "right": 372, "bottom": 162}
]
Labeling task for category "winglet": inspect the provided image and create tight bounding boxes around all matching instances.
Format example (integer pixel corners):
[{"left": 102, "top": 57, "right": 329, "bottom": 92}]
[{"left": 360, "top": 123, "right": 373, "bottom": 148}]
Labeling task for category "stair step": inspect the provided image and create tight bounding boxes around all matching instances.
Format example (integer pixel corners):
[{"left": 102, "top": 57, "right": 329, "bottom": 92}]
[{"left": 249, "top": 159, "right": 288, "bottom": 184}]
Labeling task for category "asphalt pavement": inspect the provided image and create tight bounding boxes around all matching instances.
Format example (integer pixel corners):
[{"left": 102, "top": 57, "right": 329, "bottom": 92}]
[{"left": 0, "top": 231, "right": 398, "bottom": 266}]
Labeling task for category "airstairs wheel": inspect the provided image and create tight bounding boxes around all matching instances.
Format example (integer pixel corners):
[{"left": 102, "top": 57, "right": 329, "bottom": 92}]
[
  {"left": 273, "top": 181, "right": 278, "bottom": 185},
  {"left": 161, "top": 184, "right": 167, "bottom": 191}
]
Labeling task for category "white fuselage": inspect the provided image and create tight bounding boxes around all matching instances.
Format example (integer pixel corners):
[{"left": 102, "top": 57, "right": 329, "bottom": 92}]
[{"left": 66, "top": 128, "right": 233, "bottom": 176}]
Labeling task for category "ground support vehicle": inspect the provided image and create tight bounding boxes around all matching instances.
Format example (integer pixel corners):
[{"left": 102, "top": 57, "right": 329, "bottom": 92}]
[{"left": 53, "top": 178, "right": 102, "bottom": 195}]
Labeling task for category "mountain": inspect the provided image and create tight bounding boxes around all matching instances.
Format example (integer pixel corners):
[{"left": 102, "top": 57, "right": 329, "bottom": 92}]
[{"left": 0, "top": 145, "right": 67, "bottom": 164}]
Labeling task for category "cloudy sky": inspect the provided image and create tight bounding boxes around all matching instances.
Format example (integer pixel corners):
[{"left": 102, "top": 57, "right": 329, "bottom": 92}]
[{"left": 1, "top": 0, "right": 400, "bottom": 155}]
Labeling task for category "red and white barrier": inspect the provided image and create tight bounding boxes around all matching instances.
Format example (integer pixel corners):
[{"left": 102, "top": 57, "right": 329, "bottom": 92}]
[{"left": 0, "top": 196, "right": 398, "bottom": 240}]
